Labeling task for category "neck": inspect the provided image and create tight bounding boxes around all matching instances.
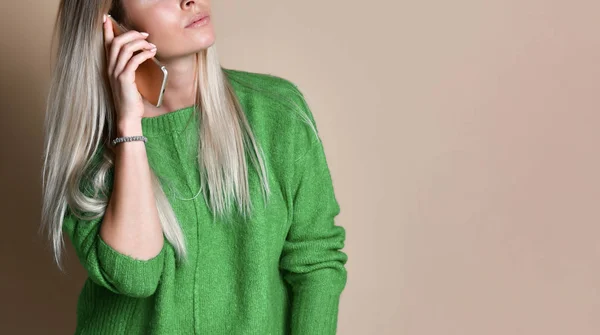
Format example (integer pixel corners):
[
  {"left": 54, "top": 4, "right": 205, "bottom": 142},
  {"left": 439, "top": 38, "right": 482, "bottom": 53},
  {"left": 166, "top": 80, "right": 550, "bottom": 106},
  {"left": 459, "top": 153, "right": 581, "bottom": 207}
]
[{"left": 143, "top": 54, "right": 198, "bottom": 117}]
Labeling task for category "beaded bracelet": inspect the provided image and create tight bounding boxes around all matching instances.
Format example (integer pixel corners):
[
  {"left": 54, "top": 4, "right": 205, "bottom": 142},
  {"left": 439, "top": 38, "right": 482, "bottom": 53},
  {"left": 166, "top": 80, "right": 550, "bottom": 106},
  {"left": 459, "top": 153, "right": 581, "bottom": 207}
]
[{"left": 111, "top": 135, "right": 148, "bottom": 146}]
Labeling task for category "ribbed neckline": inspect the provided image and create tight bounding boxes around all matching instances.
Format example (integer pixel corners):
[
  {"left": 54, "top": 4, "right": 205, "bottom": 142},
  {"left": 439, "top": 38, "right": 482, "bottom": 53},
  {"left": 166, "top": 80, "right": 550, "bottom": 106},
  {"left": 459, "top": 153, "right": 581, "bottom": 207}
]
[{"left": 141, "top": 105, "right": 197, "bottom": 136}]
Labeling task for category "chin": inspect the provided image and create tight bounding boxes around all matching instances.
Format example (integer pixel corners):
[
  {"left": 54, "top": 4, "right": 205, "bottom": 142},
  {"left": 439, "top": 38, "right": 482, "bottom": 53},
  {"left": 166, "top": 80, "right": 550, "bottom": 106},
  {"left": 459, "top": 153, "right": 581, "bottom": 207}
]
[
  {"left": 187, "top": 28, "right": 216, "bottom": 45},
  {"left": 158, "top": 37, "right": 216, "bottom": 60},
  {"left": 192, "top": 34, "right": 216, "bottom": 49},
  {"left": 185, "top": 38, "right": 216, "bottom": 55}
]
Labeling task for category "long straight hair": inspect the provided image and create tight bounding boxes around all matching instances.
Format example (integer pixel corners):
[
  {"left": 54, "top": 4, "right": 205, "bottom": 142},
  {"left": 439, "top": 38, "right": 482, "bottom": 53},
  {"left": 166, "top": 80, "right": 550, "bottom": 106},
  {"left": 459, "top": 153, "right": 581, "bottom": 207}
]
[{"left": 40, "top": 0, "right": 318, "bottom": 272}]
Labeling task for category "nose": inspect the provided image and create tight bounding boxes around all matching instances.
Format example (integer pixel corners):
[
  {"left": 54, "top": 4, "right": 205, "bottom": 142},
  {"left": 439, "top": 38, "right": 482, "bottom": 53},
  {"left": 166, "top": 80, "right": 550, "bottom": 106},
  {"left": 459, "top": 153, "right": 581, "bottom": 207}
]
[{"left": 181, "top": 0, "right": 196, "bottom": 9}]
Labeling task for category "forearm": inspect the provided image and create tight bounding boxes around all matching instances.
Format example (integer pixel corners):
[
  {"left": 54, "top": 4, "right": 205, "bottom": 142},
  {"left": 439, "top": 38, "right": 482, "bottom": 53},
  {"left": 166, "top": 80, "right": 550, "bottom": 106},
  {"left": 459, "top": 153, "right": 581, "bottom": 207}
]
[{"left": 99, "top": 118, "right": 164, "bottom": 261}]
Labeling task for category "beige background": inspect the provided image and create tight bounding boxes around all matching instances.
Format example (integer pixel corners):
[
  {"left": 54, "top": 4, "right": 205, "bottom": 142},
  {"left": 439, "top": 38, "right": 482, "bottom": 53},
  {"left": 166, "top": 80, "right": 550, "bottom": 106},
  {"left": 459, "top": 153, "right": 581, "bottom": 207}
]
[{"left": 1, "top": 0, "right": 599, "bottom": 334}]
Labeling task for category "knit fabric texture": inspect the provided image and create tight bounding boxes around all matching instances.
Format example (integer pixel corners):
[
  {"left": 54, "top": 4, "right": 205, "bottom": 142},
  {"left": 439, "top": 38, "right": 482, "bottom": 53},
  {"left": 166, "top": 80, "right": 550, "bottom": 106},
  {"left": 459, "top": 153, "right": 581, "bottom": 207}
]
[{"left": 61, "top": 67, "right": 348, "bottom": 334}]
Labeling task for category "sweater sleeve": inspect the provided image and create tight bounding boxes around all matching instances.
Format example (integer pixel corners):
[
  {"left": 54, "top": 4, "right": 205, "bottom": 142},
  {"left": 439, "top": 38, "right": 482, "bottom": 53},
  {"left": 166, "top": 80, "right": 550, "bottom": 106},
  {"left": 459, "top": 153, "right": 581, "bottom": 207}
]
[
  {"left": 62, "top": 161, "right": 166, "bottom": 298},
  {"left": 62, "top": 210, "right": 166, "bottom": 298},
  {"left": 279, "top": 125, "right": 349, "bottom": 334}
]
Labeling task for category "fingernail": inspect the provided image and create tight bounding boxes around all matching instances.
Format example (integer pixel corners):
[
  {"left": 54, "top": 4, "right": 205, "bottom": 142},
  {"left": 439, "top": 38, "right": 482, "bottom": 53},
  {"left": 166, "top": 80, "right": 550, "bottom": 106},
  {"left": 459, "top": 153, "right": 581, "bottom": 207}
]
[
  {"left": 103, "top": 14, "right": 106, "bottom": 23},
  {"left": 141, "top": 32, "right": 149, "bottom": 37},
  {"left": 150, "top": 47, "right": 157, "bottom": 53},
  {"left": 148, "top": 43, "right": 156, "bottom": 48}
]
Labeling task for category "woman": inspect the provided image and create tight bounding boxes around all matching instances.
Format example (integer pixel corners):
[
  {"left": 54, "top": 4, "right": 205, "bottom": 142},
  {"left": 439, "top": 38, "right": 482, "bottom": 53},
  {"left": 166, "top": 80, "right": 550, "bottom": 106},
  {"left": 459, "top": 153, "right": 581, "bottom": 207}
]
[{"left": 40, "top": 0, "right": 348, "bottom": 334}]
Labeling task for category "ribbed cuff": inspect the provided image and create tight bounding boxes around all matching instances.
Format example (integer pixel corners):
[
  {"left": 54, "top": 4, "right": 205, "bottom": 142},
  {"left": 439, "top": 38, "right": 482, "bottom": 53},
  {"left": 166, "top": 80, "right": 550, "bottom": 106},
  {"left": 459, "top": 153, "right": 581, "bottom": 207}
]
[
  {"left": 291, "top": 289, "right": 342, "bottom": 335},
  {"left": 96, "top": 234, "right": 166, "bottom": 298}
]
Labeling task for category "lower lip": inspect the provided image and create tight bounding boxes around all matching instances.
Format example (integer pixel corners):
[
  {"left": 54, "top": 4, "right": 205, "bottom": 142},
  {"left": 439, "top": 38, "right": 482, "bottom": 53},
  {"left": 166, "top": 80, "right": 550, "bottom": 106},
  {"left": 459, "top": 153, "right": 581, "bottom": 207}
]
[{"left": 186, "top": 16, "right": 210, "bottom": 28}]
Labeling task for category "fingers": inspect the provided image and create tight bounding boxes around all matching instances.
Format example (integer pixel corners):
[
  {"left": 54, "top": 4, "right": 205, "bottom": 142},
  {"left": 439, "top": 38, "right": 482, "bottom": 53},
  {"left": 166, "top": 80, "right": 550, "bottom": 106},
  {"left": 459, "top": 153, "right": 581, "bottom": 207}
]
[
  {"left": 107, "top": 31, "right": 149, "bottom": 76},
  {"left": 120, "top": 48, "right": 158, "bottom": 84},
  {"left": 106, "top": 29, "right": 148, "bottom": 74},
  {"left": 113, "top": 39, "right": 156, "bottom": 77}
]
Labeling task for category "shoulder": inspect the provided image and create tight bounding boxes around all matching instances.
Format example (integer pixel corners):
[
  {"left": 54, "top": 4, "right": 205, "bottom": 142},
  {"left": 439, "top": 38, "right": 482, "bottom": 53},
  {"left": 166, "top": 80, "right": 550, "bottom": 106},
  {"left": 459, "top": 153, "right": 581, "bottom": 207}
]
[
  {"left": 222, "top": 67, "right": 311, "bottom": 122},
  {"left": 223, "top": 67, "right": 301, "bottom": 96},
  {"left": 222, "top": 67, "right": 321, "bottom": 152}
]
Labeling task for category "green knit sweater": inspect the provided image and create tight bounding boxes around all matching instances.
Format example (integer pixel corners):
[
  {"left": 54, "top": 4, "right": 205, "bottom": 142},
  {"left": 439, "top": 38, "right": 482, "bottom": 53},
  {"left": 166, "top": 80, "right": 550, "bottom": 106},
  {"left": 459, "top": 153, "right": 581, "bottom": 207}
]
[{"left": 62, "top": 68, "right": 348, "bottom": 334}]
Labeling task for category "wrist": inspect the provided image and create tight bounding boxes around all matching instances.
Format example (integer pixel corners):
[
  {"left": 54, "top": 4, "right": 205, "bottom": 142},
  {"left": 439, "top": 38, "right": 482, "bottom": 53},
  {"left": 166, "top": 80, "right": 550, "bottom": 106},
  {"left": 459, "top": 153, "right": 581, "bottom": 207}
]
[{"left": 116, "top": 118, "right": 143, "bottom": 137}]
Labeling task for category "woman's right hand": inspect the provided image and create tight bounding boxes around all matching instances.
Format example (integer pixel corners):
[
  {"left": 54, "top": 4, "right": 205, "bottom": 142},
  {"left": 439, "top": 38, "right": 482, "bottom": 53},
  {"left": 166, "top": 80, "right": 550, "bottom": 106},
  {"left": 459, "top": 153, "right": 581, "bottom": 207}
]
[{"left": 102, "top": 14, "right": 157, "bottom": 123}]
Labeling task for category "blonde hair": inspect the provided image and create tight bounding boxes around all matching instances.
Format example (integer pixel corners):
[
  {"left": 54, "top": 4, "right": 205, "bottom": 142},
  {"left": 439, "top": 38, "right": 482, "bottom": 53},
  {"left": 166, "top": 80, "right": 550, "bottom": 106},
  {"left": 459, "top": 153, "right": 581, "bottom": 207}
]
[{"left": 40, "top": 0, "right": 318, "bottom": 272}]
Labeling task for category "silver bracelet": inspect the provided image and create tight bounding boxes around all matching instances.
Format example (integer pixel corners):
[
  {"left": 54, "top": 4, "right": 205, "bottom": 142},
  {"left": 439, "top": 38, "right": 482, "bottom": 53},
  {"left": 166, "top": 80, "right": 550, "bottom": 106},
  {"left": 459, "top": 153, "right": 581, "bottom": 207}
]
[{"left": 111, "top": 135, "right": 148, "bottom": 146}]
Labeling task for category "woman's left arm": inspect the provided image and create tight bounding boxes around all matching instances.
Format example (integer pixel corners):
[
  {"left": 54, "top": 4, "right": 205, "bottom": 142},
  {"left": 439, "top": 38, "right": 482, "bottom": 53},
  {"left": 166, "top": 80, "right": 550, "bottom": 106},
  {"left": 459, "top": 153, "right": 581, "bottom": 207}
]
[{"left": 279, "top": 137, "right": 349, "bottom": 335}]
